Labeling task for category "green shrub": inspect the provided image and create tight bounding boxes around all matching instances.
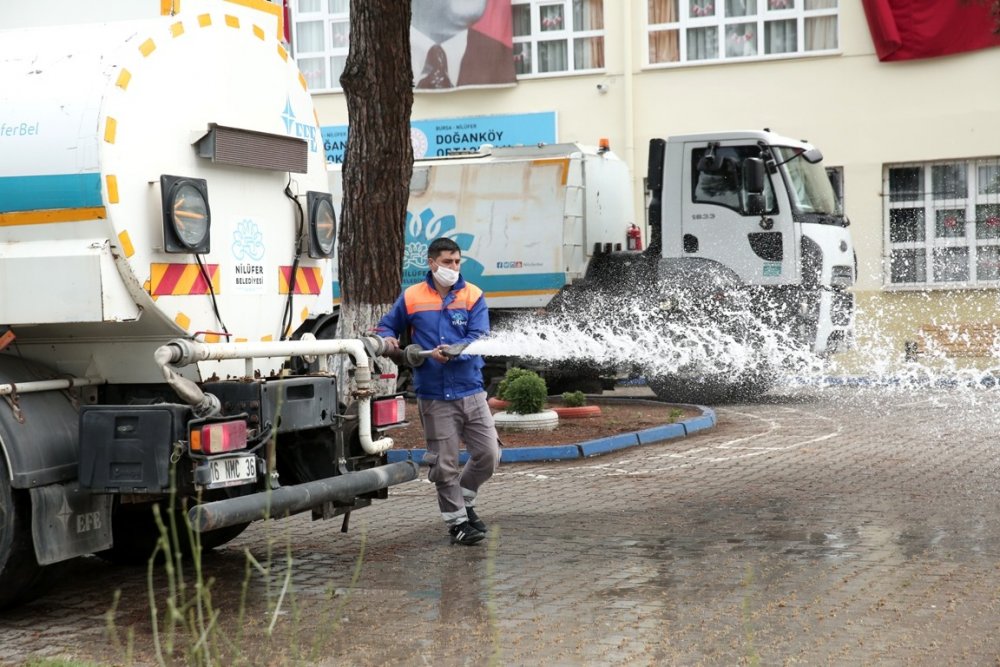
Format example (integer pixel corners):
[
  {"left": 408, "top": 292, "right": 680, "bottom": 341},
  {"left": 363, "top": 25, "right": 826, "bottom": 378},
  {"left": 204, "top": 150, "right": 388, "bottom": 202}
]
[
  {"left": 561, "top": 390, "right": 587, "bottom": 407},
  {"left": 504, "top": 373, "right": 548, "bottom": 414},
  {"left": 496, "top": 367, "right": 534, "bottom": 401}
]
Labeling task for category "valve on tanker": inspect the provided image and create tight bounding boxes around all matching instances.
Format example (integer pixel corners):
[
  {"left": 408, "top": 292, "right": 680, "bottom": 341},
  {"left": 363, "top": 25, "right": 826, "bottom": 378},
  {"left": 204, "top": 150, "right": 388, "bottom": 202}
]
[{"left": 626, "top": 224, "right": 643, "bottom": 251}]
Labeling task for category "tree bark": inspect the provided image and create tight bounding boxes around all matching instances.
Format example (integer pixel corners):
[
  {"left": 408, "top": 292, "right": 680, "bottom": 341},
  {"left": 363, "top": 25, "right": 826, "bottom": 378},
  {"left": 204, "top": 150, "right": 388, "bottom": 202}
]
[{"left": 337, "top": 0, "right": 413, "bottom": 393}]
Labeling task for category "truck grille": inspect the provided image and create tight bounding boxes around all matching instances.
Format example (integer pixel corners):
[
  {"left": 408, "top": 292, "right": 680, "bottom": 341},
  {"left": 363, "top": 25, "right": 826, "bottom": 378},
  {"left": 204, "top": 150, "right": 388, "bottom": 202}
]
[{"left": 831, "top": 291, "right": 853, "bottom": 326}]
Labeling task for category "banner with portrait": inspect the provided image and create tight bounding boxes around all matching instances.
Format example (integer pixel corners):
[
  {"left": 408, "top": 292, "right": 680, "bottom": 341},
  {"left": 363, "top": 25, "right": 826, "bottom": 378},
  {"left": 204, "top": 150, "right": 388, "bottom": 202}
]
[{"left": 411, "top": 0, "right": 516, "bottom": 91}]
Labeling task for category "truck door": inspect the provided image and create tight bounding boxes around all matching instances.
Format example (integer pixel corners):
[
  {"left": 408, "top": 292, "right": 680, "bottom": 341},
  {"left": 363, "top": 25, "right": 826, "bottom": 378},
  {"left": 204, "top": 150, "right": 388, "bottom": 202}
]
[{"left": 681, "top": 141, "right": 797, "bottom": 285}]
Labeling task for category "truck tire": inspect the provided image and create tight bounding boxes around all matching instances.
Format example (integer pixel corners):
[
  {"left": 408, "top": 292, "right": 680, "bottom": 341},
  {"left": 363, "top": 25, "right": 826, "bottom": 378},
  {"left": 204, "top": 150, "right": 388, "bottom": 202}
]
[
  {"left": 0, "top": 457, "right": 48, "bottom": 609},
  {"left": 97, "top": 498, "right": 249, "bottom": 565},
  {"left": 647, "top": 371, "right": 775, "bottom": 405}
]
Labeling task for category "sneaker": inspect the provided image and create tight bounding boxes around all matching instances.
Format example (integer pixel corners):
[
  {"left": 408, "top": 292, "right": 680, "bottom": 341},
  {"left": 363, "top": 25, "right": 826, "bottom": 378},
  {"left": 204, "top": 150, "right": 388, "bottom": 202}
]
[
  {"left": 449, "top": 521, "right": 486, "bottom": 546},
  {"left": 465, "top": 506, "right": 487, "bottom": 533}
]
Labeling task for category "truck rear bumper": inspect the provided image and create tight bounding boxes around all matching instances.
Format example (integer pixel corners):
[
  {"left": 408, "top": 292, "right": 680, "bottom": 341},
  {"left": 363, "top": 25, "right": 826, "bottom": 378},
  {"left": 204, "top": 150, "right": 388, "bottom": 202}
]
[{"left": 188, "top": 460, "right": 419, "bottom": 532}]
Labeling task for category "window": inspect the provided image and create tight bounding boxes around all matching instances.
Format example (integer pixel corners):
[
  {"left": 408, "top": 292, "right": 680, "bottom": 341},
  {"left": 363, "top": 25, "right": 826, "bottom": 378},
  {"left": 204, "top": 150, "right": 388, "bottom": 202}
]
[
  {"left": 884, "top": 158, "right": 1000, "bottom": 287},
  {"left": 289, "top": 0, "right": 350, "bottom": 92},
  {"left": 646, "top": 0, "right": 838, "bottom": 66},
  {"left": 512, "top": 0, "right": 606, "bottom": 76},
  {"left": 691, "top": 145, "right": 777, "bottom": 215}
]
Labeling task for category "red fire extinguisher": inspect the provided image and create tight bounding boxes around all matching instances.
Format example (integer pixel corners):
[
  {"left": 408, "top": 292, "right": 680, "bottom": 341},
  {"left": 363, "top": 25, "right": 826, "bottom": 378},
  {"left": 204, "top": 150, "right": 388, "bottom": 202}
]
[{"left": 626, "top": 224, "right": 643, "bottom": 251}]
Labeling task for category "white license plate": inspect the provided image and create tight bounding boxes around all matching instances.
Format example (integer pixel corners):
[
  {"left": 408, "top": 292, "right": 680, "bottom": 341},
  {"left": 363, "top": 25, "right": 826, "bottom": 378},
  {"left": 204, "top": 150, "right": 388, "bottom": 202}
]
[{"left": 205, "top": 455, "right": 257, "bottom": 488}]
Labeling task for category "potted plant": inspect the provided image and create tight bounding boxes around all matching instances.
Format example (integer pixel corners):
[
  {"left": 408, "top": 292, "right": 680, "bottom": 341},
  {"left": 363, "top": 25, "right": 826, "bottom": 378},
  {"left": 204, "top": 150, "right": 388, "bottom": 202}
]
[
  {"left": 551, "top": 390, "right": 602, "bottom": 419},
  {"left": 492, "top": 368, "right": 559, "bottom": 431},
  {"left": 487, "top": 366, "right": 532, "bottom": 411}
]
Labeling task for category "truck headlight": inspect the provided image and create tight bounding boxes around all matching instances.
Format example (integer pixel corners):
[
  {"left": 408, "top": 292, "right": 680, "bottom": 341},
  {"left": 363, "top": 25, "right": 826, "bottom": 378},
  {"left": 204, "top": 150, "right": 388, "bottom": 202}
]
[
  {"left": 161, "top": 175, "right": 211, "bottom": 254},
  {"left": 831, "top": 265, "right": 854, "bottom": 288},
  {"left": 307, "top": 191, "right": 336, "bottom": 258}
]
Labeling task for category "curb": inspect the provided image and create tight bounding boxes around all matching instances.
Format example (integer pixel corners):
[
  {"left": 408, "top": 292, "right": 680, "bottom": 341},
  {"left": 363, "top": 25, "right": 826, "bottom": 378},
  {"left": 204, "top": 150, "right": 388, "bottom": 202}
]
[{"left": 386, "top": 399, "right": 716, "bottom": 465}]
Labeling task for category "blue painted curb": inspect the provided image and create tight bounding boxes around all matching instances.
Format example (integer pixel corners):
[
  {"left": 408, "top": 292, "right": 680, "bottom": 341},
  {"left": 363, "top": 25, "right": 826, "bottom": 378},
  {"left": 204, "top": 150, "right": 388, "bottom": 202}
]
[{"left": 385, "top": 401, "right": 716, "bottom": 465}]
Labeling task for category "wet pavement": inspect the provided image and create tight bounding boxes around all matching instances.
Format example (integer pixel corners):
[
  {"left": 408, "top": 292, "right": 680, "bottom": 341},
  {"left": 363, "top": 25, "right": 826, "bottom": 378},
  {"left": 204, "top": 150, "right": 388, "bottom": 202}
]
[{"left": 4, "top": 385, "right": 1000, "bottom": 665}]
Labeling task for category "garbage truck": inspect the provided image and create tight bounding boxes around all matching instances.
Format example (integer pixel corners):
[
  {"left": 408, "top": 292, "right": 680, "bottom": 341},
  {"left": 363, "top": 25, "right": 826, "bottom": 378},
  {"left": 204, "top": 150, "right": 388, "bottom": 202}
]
[
  {"left": 0, "top": 0, "right": 414, "bottom": 609},
  {"left": 329, "top": 141, "right": 638, "bottom": 393},
  {"left": 328, "top": 130, "right": 855, "bottom": 402}
]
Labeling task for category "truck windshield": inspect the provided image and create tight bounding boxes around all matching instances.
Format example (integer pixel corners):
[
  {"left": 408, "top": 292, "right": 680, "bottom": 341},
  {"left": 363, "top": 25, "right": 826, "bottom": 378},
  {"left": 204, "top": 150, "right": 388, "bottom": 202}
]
[{"left": 774, "top": 146, "right": 842, "bottom": 218}]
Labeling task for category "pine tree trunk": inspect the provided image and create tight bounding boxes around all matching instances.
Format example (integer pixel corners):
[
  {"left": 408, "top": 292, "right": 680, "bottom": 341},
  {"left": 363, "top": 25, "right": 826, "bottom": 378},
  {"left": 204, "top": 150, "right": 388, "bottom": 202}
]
[{"left": 336, "top": 0, "right": 413, "bottom": 396}]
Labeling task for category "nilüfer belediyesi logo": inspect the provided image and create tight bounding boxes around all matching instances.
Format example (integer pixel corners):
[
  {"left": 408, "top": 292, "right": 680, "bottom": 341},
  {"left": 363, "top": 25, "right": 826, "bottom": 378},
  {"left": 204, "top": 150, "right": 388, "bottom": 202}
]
[
  {"left": 281, "top": 97, "right": 318, "bottom": 152},
  {"left": 403, "top": 207, "right": 484, "bottom": 286}
]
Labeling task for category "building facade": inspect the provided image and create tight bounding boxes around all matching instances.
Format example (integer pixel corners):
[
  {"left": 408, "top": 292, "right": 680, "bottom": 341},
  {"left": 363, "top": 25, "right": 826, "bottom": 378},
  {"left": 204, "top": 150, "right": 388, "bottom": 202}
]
[
  {"left": 5, "top": 0, "right": 1000, "bottom": 369},
  {"left": 297, "top": 1, "right": 1000, "bottom": 369}
]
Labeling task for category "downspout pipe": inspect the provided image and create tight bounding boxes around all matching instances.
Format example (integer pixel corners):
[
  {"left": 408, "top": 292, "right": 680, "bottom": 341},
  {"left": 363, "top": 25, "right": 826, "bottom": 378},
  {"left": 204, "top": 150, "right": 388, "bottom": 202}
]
[{"left": 153, "top": 336, "right": 396, "bottom": 454}]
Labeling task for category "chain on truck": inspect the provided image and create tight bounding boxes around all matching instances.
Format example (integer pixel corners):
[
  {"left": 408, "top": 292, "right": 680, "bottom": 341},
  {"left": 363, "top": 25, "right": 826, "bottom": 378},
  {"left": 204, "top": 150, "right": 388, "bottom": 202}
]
[{"left": 0, "top": 0, "right": 416, "bottom": 609}]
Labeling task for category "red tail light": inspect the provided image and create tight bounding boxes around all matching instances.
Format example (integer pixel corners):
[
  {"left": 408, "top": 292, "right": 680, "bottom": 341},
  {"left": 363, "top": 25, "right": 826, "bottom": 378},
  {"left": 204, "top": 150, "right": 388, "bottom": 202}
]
[
  {"left": 190, "top": 420, "right": 248, "bottom": 454},
  {"left": 372, "top": 396, "right": 406, "bottom": 427}
]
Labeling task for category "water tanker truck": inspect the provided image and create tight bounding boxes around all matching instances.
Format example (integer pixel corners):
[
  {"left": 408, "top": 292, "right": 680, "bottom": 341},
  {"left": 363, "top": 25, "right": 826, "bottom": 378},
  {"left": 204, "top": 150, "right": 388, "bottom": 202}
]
[
  {"left": 329, "top": 131, "right": 855, "bottom": 402},
  {"left": 0, "top": 0, "right": 414, "bottom": 608}
]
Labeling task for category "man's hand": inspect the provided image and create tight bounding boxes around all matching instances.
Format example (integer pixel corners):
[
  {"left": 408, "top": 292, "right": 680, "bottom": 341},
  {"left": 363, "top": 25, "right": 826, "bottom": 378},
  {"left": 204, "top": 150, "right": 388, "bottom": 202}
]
[
  {"left": 430, "top": 345, "right": 450, "bottom": 363},
  {"left": 381, "top": 336, "right": 401, "bottom": 353}
]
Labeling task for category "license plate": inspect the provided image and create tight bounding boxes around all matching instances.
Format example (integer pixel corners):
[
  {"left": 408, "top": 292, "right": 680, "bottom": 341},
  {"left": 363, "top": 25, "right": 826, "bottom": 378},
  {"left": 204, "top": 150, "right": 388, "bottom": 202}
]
[{"left": 204, "top": 454, "right": 257, "bottom": 488}]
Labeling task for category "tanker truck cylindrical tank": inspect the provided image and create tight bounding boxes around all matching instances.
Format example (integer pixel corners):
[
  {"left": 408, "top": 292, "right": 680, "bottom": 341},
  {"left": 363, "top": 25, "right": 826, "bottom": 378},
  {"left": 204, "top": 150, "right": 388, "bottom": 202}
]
[{"left": 0, "top": 2, "right": 335, "bottom": 382}]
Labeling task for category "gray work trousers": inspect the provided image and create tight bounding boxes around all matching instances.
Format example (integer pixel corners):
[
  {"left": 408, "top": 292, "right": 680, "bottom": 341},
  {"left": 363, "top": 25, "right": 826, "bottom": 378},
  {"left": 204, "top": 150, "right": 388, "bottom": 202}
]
[{"left": 417, "top": 391, "right": 499, "bottom": 526}]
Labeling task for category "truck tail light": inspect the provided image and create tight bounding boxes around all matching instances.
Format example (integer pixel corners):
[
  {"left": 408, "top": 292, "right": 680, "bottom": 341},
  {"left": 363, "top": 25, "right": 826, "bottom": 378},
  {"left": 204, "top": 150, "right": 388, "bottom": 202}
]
[
  {"left": 190, "top": 420, "right": 248, "bottom": 454},
  {"left": 372, "top": 396, "right": 406, "bottom": 427}
]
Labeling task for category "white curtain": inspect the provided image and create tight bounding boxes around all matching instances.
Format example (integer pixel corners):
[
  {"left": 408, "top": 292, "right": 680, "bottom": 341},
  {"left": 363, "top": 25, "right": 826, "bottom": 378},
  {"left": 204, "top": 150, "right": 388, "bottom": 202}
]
[
  {"left": 765, "top": 19, "right": 795, "bottom": 54},
  {"left": 725, "top": 22, "right": 757, "bottom": 56},
  {"left": 539, "top": 40, "right": 568, "bottom": 72},
  {"left": 687, "top": 26, "right": 717, "bottom": 60},
  {"left": 725, "top": 0, "right": 757, "bottom": 16},
  {"left": 805, "top": 15, "right": 836, "bottom": 50},
  {"left": 296, "top": 21, "right": 324, "bottom": 52}
]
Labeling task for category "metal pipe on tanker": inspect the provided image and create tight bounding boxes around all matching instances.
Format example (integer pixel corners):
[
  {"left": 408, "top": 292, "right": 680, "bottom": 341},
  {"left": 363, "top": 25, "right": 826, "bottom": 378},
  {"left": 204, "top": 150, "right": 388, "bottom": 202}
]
[
  {"left": 153, "top": 337, "right": 395, "bottom": 454},
  {"left": 188, "top": 460, "right": 421, "bottom": 532},
  {"left": 0, "top": 376, "right": 103, "bottom": 397}
]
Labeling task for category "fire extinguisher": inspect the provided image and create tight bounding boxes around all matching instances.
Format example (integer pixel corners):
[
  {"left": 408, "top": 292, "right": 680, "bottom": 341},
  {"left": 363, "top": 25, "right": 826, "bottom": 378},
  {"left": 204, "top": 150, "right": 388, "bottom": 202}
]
[{"left": 626, "top": 224, "right": 643, "bottom": 251}]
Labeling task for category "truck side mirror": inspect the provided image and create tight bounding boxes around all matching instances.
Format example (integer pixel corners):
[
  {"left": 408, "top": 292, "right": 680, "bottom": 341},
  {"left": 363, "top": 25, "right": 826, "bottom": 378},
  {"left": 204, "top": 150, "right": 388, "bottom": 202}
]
[
  {"left": 746, "top": 193, "right": 765, "bottom": 216},
  {"left": 743, "top": 157, "right": 765, "bottom": 194}
]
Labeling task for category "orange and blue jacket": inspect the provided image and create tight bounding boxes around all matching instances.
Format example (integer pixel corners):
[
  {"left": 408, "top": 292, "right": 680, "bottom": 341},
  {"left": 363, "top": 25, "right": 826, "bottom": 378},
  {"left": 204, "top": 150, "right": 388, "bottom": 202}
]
[{"left": 376, "top": 272, "right": 490, "bottom": 401}]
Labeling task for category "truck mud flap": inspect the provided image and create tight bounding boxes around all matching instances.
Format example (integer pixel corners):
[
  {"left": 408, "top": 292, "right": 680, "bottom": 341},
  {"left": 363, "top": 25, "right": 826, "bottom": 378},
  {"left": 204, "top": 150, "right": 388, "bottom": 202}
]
[{"left": 29, "top": 484, "right": 113, "bottom": 565}]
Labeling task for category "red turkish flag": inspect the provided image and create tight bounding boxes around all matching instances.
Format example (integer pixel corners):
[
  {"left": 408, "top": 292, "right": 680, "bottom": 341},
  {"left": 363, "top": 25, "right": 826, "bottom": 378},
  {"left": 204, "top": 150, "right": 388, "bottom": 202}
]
[{"left": 861, "top": 0, "right": 1000, "bottom": 61}]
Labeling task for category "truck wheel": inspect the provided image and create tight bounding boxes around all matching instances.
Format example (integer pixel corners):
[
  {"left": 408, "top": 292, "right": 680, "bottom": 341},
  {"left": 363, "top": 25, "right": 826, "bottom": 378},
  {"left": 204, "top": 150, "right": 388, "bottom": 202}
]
[
  {"left": 97, "top": 499, "right": 249, "bottom": 565},
  {"left": 0, "top": 457, "right": 47, "bottom": 609},
  {"left": 647, "top": 371, "right": 775, "bottom": 405}
]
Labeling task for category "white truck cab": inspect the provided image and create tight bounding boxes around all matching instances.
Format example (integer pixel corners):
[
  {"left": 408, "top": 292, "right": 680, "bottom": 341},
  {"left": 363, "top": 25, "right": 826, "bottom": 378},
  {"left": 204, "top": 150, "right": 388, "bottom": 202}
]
[{"left": 653, "top": 130, "right": 855, "bottom": 356}]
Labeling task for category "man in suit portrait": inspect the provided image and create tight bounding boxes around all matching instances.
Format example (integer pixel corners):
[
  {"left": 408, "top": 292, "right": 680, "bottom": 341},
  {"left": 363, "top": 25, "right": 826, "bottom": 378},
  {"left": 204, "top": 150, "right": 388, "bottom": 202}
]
[{"left": 412, "top": 0, "right": 516, "bottom": 90}]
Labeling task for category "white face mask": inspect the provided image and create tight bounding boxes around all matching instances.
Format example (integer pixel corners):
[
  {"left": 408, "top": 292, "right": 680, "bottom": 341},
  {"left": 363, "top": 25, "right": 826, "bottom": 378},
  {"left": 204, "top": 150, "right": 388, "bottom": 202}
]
[{"left": 433, "top": 264, "right": 460, "bottom": 287}]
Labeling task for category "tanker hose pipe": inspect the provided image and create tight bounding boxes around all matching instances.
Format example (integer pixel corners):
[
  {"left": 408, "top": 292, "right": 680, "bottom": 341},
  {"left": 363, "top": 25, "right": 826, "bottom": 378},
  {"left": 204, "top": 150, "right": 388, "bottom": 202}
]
[
  {"left": 153, "top": 344, "right": 222, "bottom": 419},
  {"left": 401, "top": 342, "right": 470, "bottom": 367},
  {"left": 360, "top": 335, "right": 391, "bottom": 359},
  {"left": 402, "top": 344, "right": 427, "bottom": 368}
]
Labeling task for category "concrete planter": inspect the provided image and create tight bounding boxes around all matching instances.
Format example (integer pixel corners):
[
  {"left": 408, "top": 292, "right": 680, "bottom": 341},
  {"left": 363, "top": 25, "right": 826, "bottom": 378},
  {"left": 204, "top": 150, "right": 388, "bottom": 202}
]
[
  {"left": 487, "top": 397, "right": 509, "bottom": 411},
  {"left": 551, "top": 405, "right": 602, "bottom": 419},
  {"left": 493, "top": 409, "right": 559, "bottom": 432}
]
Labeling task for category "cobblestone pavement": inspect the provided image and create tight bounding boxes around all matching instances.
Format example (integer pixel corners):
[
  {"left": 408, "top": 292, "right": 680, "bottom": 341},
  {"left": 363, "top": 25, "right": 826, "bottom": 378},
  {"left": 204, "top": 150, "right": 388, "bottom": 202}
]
[{"left": 4, "top": 386, "right": 1000, "bottom": 665}]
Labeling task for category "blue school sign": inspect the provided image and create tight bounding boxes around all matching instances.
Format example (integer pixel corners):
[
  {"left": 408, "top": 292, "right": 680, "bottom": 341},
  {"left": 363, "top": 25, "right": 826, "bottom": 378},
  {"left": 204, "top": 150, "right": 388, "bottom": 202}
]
[{"left": 321, "top": 111, "right": 557, "bottom": 164}]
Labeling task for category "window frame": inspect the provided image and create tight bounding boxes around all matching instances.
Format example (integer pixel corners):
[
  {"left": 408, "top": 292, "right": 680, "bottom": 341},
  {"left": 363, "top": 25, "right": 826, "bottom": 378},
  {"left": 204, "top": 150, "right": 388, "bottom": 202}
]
[
  {"left": 644, "top": 0, "right": 840, "bottom": 69},
  {"left": 288, "top": 0, "right": 350, "bottom": 93},
  {"left": 883, "top": 157, "right": 1000, "bottom": 290},
  {"left": 512, "top": 0, "right": 607, "bottom": 79}
]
